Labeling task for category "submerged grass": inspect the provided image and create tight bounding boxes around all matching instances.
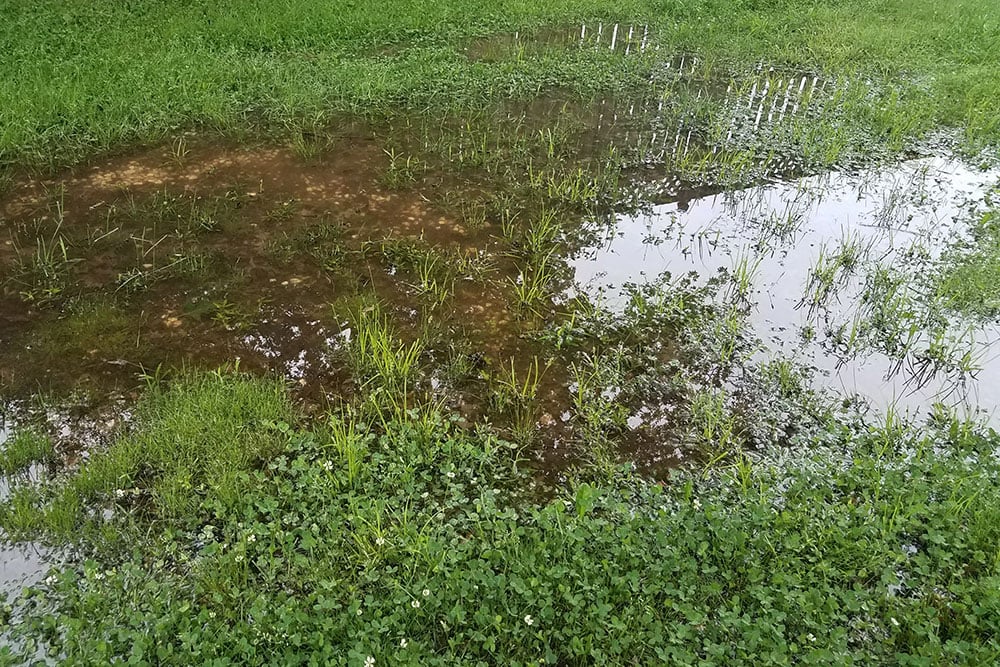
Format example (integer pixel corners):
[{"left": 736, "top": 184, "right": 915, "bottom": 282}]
[{"left": 935, "top": 200, "right": 1000, "bottom": 320}]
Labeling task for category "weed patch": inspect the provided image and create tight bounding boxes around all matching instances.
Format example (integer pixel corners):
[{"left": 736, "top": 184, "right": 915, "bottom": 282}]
[{"left": 2, "top": 374, "right": 1000, "bottom": 663}]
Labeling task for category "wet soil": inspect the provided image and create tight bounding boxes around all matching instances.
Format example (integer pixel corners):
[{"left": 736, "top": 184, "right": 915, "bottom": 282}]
[{"left": 2, "top": 44, "right": 997, "bottom": 491}]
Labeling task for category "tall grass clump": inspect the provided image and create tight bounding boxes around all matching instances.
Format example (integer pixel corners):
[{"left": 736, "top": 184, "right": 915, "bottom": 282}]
[
  {"left": 1, "top": 372, "right": 293, "bottom": 537},
  {"left": 0, "top": 429, "right": 54, "bottom": 476},
  {"left": 343, "top": 303, "right": 424, "bottom": 399}
]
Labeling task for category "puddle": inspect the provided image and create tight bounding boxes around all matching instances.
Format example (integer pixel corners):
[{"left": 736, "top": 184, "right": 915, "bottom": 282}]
[
  {"left": 0, "top": 419, "right": 50, "bottom": 600},
  {"left": 2, "top": 78, "right": 998, "bottom": 486},
  {"left": 467, "top": 22, "right": 654, "bottom": 61},
  {"left": 573, "top": 156, "right": 1000, "bottom": 422}
]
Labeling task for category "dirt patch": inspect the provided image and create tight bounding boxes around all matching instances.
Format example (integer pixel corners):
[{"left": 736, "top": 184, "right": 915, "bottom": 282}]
[{"left": 0, "top": 128, "right": 549, "bottom": 429}]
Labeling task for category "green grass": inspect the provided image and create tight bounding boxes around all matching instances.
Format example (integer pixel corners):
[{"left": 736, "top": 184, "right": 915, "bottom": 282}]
[
  {"left": 2, "top": 373, "right": 999, "bottom": 664},
  {"left": 936, "top": 202, "right": 1000, "bottom": 320},
  {"left": 0, "top": 429, "right": 53, "bottom": 476},
  {"left": 1, "top": 0, "right": 999, "bottom": 167},
  {"left": 0, "top": 372, "right": 293, "bottom": 537}
]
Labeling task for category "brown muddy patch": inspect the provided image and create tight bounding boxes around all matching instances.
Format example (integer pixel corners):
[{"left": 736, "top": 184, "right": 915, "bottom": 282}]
[
  {"left": 0, "top": 125, "right": 603, "bottom": 474},
  {"left": 1, "top": 137, "right": 480, "bottom": 367},
  {"left": 0, "top": 136, "right": 467, "bottom": 239}
]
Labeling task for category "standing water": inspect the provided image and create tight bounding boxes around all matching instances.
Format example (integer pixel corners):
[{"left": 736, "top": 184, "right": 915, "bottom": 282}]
[
  {"left": 573, "top": 156, "right": 1000, "bottom": 422},
  {"left": 0, "top": 414, "right": 49, "bottom": 598}
]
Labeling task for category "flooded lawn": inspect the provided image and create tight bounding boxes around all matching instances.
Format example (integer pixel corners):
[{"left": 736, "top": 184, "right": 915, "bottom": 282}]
[
  {"left": 2, "top": 5, "right": 1000, "bottom": 658},
  {"left": 574, "top": 156, "right": 1000, "bottom": 422},
  {"left": 2, "top": 56, "right": 998, "bottom": 453},
  {"left": 2, "top": 29, "right": 1000, "bottom": 598}
]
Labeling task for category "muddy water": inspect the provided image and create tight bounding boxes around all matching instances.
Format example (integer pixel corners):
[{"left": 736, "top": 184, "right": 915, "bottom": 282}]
[
  {"left": 573, "top": 156, "right": 1000, "bottom": 423},
  {"left": 0, "top": 134, "right": 517, "bottom": 400}
]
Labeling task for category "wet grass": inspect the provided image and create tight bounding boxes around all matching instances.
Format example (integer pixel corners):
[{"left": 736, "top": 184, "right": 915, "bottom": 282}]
[
  {"left": 2, "top": 372, "right": 1000, "bottom": 663},
  {"left": 0, "top": 430, "right": 53, "bottom": 477},
  {"left": 935, "top": 197, "right": 1000, "bottom": 320},
  {"left": 1, "top": 1, "right": 999, "bottom": 168},
  {"left": 1, "top": 372, "right": 292, "bottom": 537},
  {"left": 2, "top": 2, "right": 1000, "bottom": 661}
]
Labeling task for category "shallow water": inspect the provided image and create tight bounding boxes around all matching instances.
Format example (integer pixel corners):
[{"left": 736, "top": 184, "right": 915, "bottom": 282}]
[
  {"left": 466, "top": 22, "right": 655, "bottom": 61},
  {"left": 0, "top": 542, "right": 48, "bottom": 599},
  {"left": 0, "top": 421, "right": 49, "bottom": 598},
  {"left": 573, "top": 156, "right": 1000, "bottom": 422}
]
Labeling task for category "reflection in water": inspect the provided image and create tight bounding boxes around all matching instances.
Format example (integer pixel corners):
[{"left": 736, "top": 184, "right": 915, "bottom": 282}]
[
  {"left": 472, "top": 22, "right": 834, "bottom": 186},
  {"left": 573, "top": 156, "right": 1000, "bottom": 422},
  {"left": 0, "top": 420, "right": 50, "bottom": 599}
]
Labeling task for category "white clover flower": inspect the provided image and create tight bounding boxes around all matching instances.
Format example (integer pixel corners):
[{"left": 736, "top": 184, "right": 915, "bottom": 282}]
[
  {"left": 209, "top": 611, "right": 217, "bottom": 618},
  {"left": 356, "top": 608, "right": 363, "bottom": 616},
  {"left": 115, "top": 489, "right": 126, "bottom": 498},
  {"left": 247, "top": 534, "right": 256, "bottom": 543},
  {"left": 524, "top": 615, "right": 534, "bottom": 626},
  {"left": 322, "top": 460, "right": 334, "bottom": 471},
  {"left": 422, "top": 589, "right": 430, "bottom": 597},
  {"left": 411, "top": 599, "right": 420, "bottom": 609},
  {"left": 364, "top": 656, "right": 375, "bottom": 667},
  {"left": 890, "top": 617, "right": 900, "bottom": 627},
  {"left": 400, "top": 638, "right": 408, "bottom": 648},
  {"left": 807, "top": 633, "right": 816, "bottom": 642},
  {"left": 375, "top": 537, "right": 385, "bottom": 546},
  {"left": 44, "top": 575, "right": 57, "bottom": 586}
]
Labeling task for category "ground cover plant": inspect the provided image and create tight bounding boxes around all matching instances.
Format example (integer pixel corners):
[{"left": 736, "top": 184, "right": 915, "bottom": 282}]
[
  {"left": 2, "top": 0, "right": 1000, "bottom": 664},
  {"left": 1, "top": 374, "right": 999, "bottom": 664}
]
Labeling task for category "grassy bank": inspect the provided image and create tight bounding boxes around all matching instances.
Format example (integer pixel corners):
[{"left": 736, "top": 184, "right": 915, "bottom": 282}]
[
  {"left": 2, "top": 373, "right": 999, "bottom": 664},
  {"left": 1, "top": 0, "right": 998, "bottom": 167}
]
